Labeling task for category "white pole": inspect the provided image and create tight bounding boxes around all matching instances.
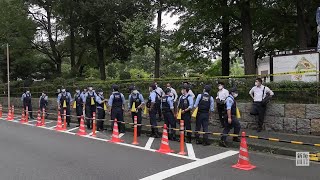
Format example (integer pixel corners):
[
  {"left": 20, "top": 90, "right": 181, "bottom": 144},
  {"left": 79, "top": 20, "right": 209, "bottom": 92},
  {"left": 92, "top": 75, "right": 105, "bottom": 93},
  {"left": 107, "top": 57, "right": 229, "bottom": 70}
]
[{"left": 7, "top": 43, "right": 10, "bottom": 109}]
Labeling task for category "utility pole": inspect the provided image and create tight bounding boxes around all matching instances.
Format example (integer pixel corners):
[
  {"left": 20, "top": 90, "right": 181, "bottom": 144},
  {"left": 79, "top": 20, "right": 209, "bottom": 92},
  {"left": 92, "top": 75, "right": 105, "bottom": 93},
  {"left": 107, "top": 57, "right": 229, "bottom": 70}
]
[{"left": 6, "top": 43, "right": 10, "bottom": 109}]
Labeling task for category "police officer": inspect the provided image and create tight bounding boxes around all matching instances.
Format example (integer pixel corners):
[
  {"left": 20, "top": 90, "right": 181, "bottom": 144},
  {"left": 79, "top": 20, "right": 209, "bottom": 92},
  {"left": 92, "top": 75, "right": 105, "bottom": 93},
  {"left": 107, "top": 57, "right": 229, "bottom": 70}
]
[
  {"left": 21, "top": 89, "right": 34, "bottom": 119},
  {"left": 154, "top": 82, "right": 164, "bottom": 122},
  {"left": 128, "top": 85, "right": 145, "bottom": 136},
  {"left": 161, "top": 88, "right": 178, "bottom": 141},
  {"left": 216, "top": 82, "right": 229, "bottom": 128},
  {"left": 166, "top": 83, "right": 178, "bottom": 111},
  {"left": 57, "top": 87, "right": 73, "bottom": 127},
  {"left": 84, "top": 85, "right": 97, "bottom": 129},
  {"left": 96, "top": 89, "right": 107, "bottom": 131},
  {"left": 146, "top": 84, "right": 161, "bottom": 138},
  {"left": 39, "top": 92, "right": 48, "bottom": 118},
  {"left": 177, "top": 84, "right": 194, "bottom": 143},
  {"left": 73, "top": 88, "right": 84, "bottom": 127},
  {"left": 108, "top": 85, "right": 126, "bottom": 133},
  {"left": 194, "top": 85, "right": 214, "bottom": 146},
  {"left": 219, "top": 87, "right": 241, "bottom": 147}
]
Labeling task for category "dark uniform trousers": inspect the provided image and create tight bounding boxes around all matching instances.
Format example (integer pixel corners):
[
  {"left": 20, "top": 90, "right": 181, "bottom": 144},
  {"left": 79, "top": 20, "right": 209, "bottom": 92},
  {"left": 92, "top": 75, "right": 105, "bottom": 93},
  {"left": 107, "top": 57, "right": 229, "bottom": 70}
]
[
  {"left": 252, "top": 102, "right": 266, "bottom": 129},
  {"left": 163, "top": 111, "right": 176, "bottom": 138},
  {"left": 76, "top": 105, "right": 83, "bottom": 124},
  {"left": 195, "top": 112, "right": 209, "bottom": 140},
  {"left": 85, "top": 106, "right": 96, "bottom": 128},
  {"left": 217, "top": 103, "right": 226, "bottom": 127},
  {"left": 60, "top": 107, "right": 71, "bottom": 124},
  {"left": 181, "top": 112, "right": 191, "bottom": 139},
  {"left": 97, "top": 108, "right": 105, "bottom": 130},
  {"left": 221, "top": 116, "right": 241, "bottom": 142},
  {"left": 132, "top": 110, "right": 142, "bottom": 136},
  {"left": 149, "top": 107, "right": 159, "bottom": 134},
  {"left": 111, "top": 108, "right": 125, "bottom": 133}
]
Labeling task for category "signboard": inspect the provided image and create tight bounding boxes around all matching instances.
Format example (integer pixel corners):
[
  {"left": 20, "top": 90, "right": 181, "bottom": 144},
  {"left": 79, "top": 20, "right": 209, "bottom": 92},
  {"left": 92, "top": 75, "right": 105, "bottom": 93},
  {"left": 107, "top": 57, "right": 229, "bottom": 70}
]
[{"left": 273, "top": 53, "right": 319, "bottom": 82}]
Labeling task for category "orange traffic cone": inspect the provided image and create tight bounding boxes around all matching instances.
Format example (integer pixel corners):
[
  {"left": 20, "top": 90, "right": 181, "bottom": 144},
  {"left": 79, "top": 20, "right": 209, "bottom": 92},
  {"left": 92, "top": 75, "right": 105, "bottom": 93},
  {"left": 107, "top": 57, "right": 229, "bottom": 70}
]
[
  {"left": 62, "top": 109, "right": 67, "bottom": 131},
  {"left": 156, "top": 124, "right": 174, "bottom": 154},
  {"left": 41, "top": 108, "right": 46, "bottom": 126},
  {"left": 55, "top": 111, "right": 64, "bottom": 131},
  {"left": 25, "top": 107, "right": 29, "bottom": 123},
  {"left": 36, "top": 110, "right": 42, "bottom": 126},
  {"left": 91, "top": 112, "right": 97, "bottom": 137},
  {"left": 0, "top": 104, "right": 2, "bottom": 118},
  {"left": 232, "top": 132, "right": 256, "bottom": 171},
  {"left": 6, "top": 108, "right": 12, "bottom": 121},
  {"left": 20, "top": 110, "right": 26, "bottom": 124},
  {"left": 77, "top": 116, "right": 87, "bottom": 136},
  {"left": 110, "top": 119, "right": 124, "bottom": 143},
  {"left": 178, "top": 119, "right": 186, "bottom": 155}
]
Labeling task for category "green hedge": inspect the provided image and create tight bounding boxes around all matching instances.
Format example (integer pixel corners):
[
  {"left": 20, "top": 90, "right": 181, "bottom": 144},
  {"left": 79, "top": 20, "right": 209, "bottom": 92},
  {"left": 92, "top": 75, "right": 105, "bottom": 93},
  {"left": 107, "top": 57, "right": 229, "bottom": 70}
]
[{"left": 0, "top": 77, "right": 319, "bottom": 104}]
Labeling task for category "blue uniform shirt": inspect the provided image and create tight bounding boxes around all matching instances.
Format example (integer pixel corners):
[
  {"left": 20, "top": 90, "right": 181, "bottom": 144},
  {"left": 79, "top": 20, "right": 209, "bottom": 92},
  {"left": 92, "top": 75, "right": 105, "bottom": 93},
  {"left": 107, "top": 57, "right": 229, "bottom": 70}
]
[
  {"left": 83, "top": 91, "right": 97, "bottom": 103},
  {"left": 149, "top": 91, "right": 157, "bottom": 103},
  {"left": 161, "top": 95, "right": 174, "bottom": 110},
  {"left": 57, "top": 92, "right": 73, "bottom": 104},
  {"left": 193, "top": 93, "right": 215, "bottom": 112},
  {"left": 178, "top": 94, "right": 194, "bottom": 109},
  {"left": 226, "top": 96, "right": 235, "bottom": 110},
  {"left": 128, "top": 93, "right": 145, "bottom": 109},
  {"left": 108, "top": 92, "right": 125, "bottom": 107},
  {"left": 21, "top": 93, "right": 32, "bottom": 102},
  {"left": 95, "top": 95, "right": 105, "bottom": 109}
]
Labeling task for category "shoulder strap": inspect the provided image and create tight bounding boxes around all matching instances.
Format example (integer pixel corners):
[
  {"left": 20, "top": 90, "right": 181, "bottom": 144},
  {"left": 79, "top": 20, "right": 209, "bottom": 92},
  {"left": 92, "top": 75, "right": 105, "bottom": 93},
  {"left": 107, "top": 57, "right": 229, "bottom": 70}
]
[{"left": 262, "top": 87, "right": 266, "bottom": 100}]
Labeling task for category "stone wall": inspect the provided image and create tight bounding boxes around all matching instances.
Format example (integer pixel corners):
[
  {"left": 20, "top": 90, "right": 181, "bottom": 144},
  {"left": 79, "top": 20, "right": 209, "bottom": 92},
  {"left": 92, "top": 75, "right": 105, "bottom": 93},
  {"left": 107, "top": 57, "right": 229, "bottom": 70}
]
[{"left": 0, "top": 97, "right": 319, "bottom": 136}]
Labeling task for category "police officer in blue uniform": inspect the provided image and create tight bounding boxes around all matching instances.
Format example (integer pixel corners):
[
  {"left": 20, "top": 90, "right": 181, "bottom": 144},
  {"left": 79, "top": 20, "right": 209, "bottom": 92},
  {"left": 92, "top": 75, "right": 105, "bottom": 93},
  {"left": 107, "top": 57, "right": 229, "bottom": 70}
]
[
  {"left": 96, "top": 89, "right": 106, "bottom": 131},
  {"left": 84, "top": 85, "right": 97, "bottom": 129},
  {"left": 147, "top": 84, "right": 161, "bottom": 138},
  {"left": 39, "top": 92, "right": 48, "bottom": 118},
  {"left": 219, "top": 87, "right": 241, "bottom": 147},
  {"left": 21, "top": 89, "right": 34, "bottom": 119},
  {"left": 128, "top": 85, "right": 145, "bottom": 136},
  {"left": 108, "top": 85, "right": 126, "bottom": 133},
  {"left": 194, "top": 85, "right": 214, "bottom": 146},
  {"left": 57, "top": 87, "right": 73, "bottom": 127},
  {"left": 73, "top": 88, "right": 84, "bottom": 127},
  {"left": 177, "top": 84, "right": 194, "bottom": 143},
  {"left": 161, "top": 88, "right": 178, "bottom": 141}
]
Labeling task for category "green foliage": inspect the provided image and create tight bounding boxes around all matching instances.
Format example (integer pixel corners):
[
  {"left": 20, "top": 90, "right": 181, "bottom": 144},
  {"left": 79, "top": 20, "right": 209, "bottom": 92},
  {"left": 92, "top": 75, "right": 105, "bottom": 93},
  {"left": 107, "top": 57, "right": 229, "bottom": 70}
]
[
  {"left": 119, "top": 71, "right": 131, "bottom": 80},
  {"left": 84, "top": 68, "right": 100, "bottom": 80},
  {"left": 204, "top": 60, "right": 222, "bottom": 77}
]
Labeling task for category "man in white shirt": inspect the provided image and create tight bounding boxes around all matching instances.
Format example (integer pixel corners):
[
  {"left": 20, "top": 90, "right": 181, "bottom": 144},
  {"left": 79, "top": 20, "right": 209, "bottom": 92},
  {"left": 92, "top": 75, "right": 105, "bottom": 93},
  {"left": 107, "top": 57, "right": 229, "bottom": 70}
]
[
  {"left": 166, "top": 83, "right": 178, "bottom": 111},
  {"left": 216, "top": 82, "right": 229, "bottom": 128},
  {"left": 249, "top": 78, "right": 274, "bottom": 132},
  {"left": 154, "top": 82, "right": 164, "bottom": 122},
  {"left": 183, "top": 82, "right": 195, "bottom": 99}
]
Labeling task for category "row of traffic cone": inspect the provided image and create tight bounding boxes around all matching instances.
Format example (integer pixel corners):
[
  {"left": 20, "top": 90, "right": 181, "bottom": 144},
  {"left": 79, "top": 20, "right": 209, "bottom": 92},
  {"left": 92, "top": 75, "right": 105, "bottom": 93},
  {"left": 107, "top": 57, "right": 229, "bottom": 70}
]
[{"left": 3, "top": 106, "right": 255, "bottom": 171}]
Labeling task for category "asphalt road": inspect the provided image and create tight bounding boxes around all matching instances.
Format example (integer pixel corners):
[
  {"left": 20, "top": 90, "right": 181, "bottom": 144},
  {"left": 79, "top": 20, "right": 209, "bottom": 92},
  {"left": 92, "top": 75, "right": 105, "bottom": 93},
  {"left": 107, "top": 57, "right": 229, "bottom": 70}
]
[{"left": 0, "top": 115, "right": 319, "bottom": 180}]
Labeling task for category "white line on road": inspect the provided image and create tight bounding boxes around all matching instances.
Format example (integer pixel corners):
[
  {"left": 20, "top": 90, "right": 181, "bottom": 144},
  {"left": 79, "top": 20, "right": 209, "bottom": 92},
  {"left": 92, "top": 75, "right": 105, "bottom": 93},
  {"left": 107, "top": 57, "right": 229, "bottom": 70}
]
[
  {"left": 45, "top": 121, "right": 53, "bottom": 124},
  {"left": 66, "top": 127, "right": 79, "bottom": 132},
  {"left": 119, "top": 133, "right": 125, "bottom": 138},
  {"left": 47, "top": 126, "right": 56, "bottom": 130},
  {"left": 186, "top": 143, "right": 196, "bottom": 159},
  {"left": 145, "top": 137, "right": 154, "bottom": 149},
  {"left": 139, "top": 150, "right": 239, "bottom": 180}
]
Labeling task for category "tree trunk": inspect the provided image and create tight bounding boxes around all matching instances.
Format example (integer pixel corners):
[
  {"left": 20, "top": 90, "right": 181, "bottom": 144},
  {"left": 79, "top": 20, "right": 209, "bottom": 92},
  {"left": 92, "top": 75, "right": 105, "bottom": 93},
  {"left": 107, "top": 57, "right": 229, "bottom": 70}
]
[
  {"left": 154, "top": 0, "right": 162, "bottom": 78},
  {"left": 70, "top": 12, "right": 76, "bottom": 73},
  {"left": 56, "top": 61, "right": 62, "bottom": 76},
  {"left": 221, "top": 0, "right": 230, "bottom": 76},
  {"left": 95, "top": 28, "right": 106, "bottom": 80},
  {"left": 240, "top": 0, "right": 256, "bottom": 75},
  {"left": 296, "top": 0, "right": 308, "bottom": 49}
]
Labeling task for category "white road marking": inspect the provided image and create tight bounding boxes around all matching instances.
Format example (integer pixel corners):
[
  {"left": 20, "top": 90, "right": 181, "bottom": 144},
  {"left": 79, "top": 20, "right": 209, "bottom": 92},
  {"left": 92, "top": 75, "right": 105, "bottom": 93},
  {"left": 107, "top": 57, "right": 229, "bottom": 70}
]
[
  {"left": 140, "top": 150, "right": 239, "bottom": 180},
  {"left": 145, "top": 137, "right": 154, "bottom": 149},
  {"left": 45, "top": 121, "right": 53, "bottom": 124},
  {"left": 47, "top": 126, "right": 56, "bottom": 130},
  {"left": 119, "top": 133, "right": 125, "bottom": 138},
  {"left": 28, "top": 120, "right": 38, "bottom": 123},
  {"left": 186, "top": 143, "right": 196, "bottom": 159},
  {"left": 66, "top": 127, "right": 79, "bottom": 132}
]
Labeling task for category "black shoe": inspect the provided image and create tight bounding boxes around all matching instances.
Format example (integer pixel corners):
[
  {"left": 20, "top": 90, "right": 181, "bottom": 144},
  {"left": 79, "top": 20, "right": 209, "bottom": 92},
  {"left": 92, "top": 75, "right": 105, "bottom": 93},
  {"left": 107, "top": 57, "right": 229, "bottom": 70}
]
[
  {"left": 88, "top": 127, "right": 92, "bottom": 130},
  {"left": 203, "top": 141, "right": 211, "bottom": 146},
  {"left": 147, "top": 133, "right": 154, "bottom": 137},
  {"left": 219, "top": 141, "right": 228, "bottom": 147},
  {"left": 67, "top": 124, "right": 70, "bottom": 127},
  {"left": 186, "top": 138, "right": 192, "bottom": 143},
  {"left": 196, "top": 139, "right": 202, "bottom": 145},
  {"left": 233, "top": 137, "right": 240, "bottom": 142}
]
